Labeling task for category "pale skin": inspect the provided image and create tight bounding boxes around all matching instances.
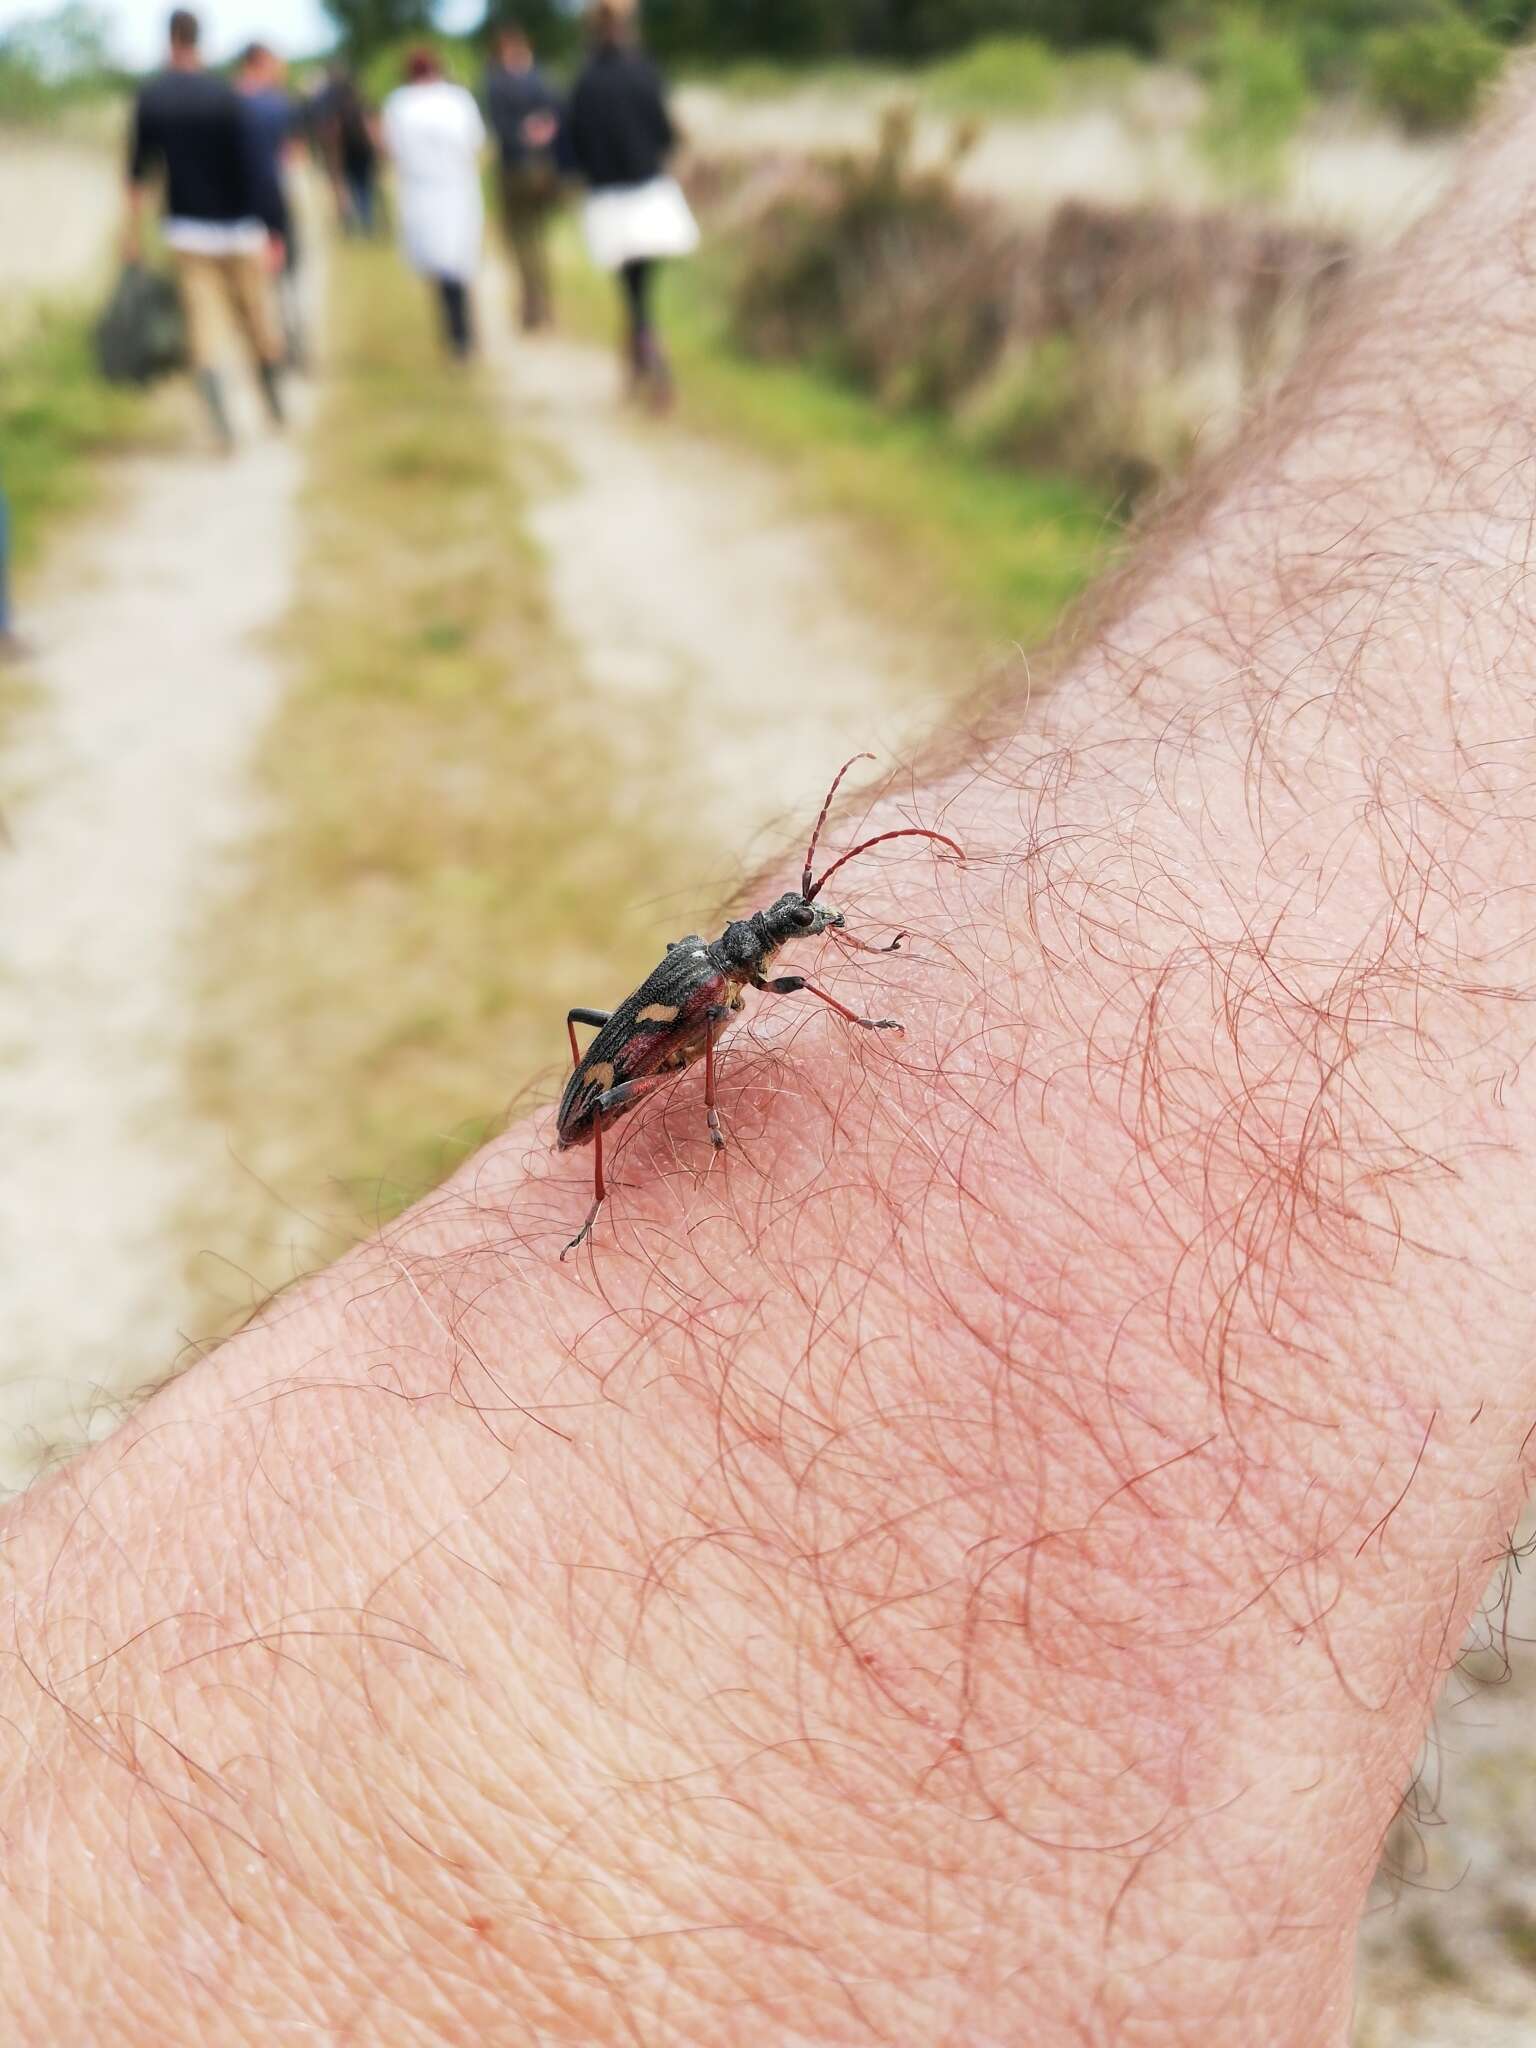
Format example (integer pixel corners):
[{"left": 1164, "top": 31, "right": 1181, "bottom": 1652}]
[{"left": 9, "top": 73, "right": 1536, "bottom": 2048}]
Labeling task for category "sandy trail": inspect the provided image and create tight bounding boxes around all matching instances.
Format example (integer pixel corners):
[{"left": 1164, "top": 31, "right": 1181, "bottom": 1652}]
[
  {"left": 0, "top": 397, "right": 303, "bottom": 1491},
  {"left": 493, "top": 291, "right": 954, "bottom": 855}
]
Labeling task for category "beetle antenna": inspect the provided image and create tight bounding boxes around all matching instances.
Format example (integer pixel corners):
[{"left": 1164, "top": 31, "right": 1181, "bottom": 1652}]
[
  {"left": 807, "top": 827, "right": 965, "bottom": 903},
  {"left": 802, "top": 753, "right": 875, "bottom": 899}
]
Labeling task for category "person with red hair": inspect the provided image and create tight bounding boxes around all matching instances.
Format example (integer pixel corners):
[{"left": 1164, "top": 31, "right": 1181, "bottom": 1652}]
[{"left": 381, "top": 47, "right": 487, "bottom": 359}]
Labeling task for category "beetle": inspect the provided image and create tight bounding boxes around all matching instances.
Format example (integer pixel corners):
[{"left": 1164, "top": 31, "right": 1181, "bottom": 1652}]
[{"left": 556, "top": 755, "right": 963, "bottom": 1256}]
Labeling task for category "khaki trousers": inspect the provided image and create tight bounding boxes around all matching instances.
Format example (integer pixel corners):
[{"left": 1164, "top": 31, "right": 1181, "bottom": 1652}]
[
  {"left": 172, "top": 247, "right": 283, "bottom": 371},
  {"left": 498, "top": 163, "right": 557, "bottom": 330}
]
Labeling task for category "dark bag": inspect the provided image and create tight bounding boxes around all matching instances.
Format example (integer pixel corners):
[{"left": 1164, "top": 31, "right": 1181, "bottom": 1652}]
[{"left": 94, "top": 264, "right": 186, "bottom": 385}]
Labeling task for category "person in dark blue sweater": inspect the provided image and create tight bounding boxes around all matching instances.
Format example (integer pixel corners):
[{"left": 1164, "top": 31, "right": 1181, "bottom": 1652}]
[
  {"left": 561, "top": 0, "right": 694, "bottom": 409},
  {"left": 484, "top": 22, "right": 562, "bottom": 333},
  {"left": 236, "top": 41, "right": 305, "bottom": 367}
]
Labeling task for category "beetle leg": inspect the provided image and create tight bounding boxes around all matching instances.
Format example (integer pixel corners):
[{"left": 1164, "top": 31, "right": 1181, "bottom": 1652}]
[
  {"left": 754, "top": 975, "right": 903, "bottom": 1034},
  {"left": 566, "top": 1006, "right": 612, "bottom": 1069},
  {"left": 702, "top": 1002, "right": 731, "bottom": 1150},
  {"left": 561, "top": 1073, "right": 674, "bottom": 1259},
  {"left": 562, "top": 1107, "right": 609, "bottom": 1259}
]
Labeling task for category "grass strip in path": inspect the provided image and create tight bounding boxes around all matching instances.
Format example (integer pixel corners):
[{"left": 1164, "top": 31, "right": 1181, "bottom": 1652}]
[{"left": 189, "top": 241, "right": 712, "bottom": 1320}]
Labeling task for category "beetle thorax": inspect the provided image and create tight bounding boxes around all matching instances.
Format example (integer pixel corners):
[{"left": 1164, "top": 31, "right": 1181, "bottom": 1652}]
[{"left": 712, "top": 893, "right": 844, "bottom": 977}]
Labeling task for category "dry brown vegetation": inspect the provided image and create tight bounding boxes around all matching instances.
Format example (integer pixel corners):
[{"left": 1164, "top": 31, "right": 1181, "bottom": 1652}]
[{"left": 711, "top": 109, "right": 1352, "bottom": 497}]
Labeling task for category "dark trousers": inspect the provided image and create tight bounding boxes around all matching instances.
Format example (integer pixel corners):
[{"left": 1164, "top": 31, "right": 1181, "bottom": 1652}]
[
  {"left": 343, "top": 167, "right": 377, "bottom": 237},
  {"left": 434, "top": 277, "right": 474, "bottom": 359},
  {"left": 619, "top": 258, "right": 654, "bottom": 358},
  {"left": 498, "top": 162, "right": 556, "bottom": 330},
  {"left": 618, "top": 259, "right": 671, "bottom": 407}
]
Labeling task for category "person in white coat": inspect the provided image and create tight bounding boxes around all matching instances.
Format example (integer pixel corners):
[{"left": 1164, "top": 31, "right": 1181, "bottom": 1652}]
[{"left": 381, "top": 49, "right": 486, "bottom": 359}]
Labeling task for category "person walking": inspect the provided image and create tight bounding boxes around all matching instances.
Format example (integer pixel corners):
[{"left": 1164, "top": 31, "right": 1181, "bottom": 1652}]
[
  {"left": 314, "top": 67, "right": 381, "bottom": 238},
  {"left": 125, "top": 8, "right": 285, "bottom": 452},
  {"left": 235, "top": 41, "right": 304, "bottom": 368},
  {"left": 561, "top": 0, "right": 696, "bottom": 410},
  {"left": 483, "top": 21, "right": 562, "bottom": 333},
  {"left": 381, "top": 50, "right": 487, "bottom": 362}
]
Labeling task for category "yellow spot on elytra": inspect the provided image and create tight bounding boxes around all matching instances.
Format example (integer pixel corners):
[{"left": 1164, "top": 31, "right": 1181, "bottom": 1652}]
[
  {"left": 585, "top": 1061, "right": 615, "bottom": 1093},
  {"left": 636, "top": 1003, "right": 680, "bottom": 1024}
]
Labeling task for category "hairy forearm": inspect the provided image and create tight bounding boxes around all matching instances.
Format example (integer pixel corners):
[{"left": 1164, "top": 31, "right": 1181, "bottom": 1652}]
[{"left": 10, "top": 77, "right": 1536, "bottom": 2048}]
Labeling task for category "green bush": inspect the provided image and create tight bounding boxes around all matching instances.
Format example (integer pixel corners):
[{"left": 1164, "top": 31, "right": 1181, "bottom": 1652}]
[
  {"left": 1276, "top": 0, "right": 1440, "bottom": 87},
  {"left": 1365, "top": 9, "right": 1504, "bottom": 128},
  {"left": 924, "top": 34, "right": 1059, "bottom": 111},
  {"left": 728, "top": 107, "right": 1014, "bottom": 409},
  {"left": 1195, "top": 13, "right": 1310, "bottom": 191}
]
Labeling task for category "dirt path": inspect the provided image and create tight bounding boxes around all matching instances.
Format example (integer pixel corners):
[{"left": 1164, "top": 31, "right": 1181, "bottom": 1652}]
[
  {"left": 492, "top": 284, "right": 954, "bottom": 856},
  {"left": 0, "top": 400, "right": 304, "bottom": 1492}
]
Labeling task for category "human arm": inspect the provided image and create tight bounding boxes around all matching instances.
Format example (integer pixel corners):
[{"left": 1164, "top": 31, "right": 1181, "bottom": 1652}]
[
  {"left": 123, "top": 96, "right": 154, "bottom": 262},
  {"left": 11, "top": 69, "right": 1536, "bottom": 2048}
]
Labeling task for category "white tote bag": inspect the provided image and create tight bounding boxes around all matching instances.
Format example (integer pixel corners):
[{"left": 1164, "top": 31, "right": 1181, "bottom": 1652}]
[{"left": 582, "top": 176, "right": 700, "bottom": 272}]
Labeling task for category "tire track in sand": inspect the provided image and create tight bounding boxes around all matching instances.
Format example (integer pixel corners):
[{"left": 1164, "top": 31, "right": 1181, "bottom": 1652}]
[{"left": 0, "top": 415, "right": 302, "bottom": 1489}]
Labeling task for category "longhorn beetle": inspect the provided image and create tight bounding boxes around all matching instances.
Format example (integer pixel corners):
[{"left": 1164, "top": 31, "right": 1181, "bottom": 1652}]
[{"left": 556, "top": 756, "right": 963, "bottom": 1256}]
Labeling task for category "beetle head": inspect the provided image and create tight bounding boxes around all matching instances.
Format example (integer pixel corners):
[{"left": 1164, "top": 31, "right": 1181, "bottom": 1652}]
[{"left": 752, "top": 892, "right": 843, "bottom": 954}]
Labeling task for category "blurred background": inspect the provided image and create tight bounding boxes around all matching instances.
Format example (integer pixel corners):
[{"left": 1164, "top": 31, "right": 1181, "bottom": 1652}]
[{"left": 0, "top": 0, "right": 1531, "bottom": 2037}]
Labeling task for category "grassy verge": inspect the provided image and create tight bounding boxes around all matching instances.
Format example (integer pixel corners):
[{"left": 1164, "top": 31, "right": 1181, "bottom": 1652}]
[
  {"left": 553, "top": 225, "right": 1114, "bottom": 652},
  {"left": 0, "top": 304, "right": 162, "bottom": 752},
  {"left": 188, "top": 242, "right": 713, "bottom": 1315},
  {"left": 0, "top": 306, "right": 158, "bottom": 572}
]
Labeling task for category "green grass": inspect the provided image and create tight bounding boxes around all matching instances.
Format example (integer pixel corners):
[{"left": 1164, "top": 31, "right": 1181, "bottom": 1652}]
[
  {"left": 0, "top": 304, "right": 160, "bottom": 747},
  {"left": 0, "top": 307, "right": 157, "bottom": 571},
  {"left": 923, "top": 34, "right": 1060, "bottom": 113},
  {"left": 555, "top": 229, "right": 1114, "bottom": 652}
]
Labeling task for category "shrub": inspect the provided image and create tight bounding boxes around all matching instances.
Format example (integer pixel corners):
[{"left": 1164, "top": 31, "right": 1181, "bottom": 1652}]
[
  {"left": 1273, "top": 0, "right": 1441, "bottom": 88},
  {"left": 923, "top": 34, "right": 1059, "bottom": 112},
  {"left": 1193, "top": 13, "right": 1310, "bottom": 192},
  {"left": 728, "top": 106, "right": 1019, "bottom": 408},
  {"left": 1365, "top": 8, "right": 1504, "bottom": 128},
  {"left": 721, "top": 126, "right": 1351, "bottom": 498}
]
